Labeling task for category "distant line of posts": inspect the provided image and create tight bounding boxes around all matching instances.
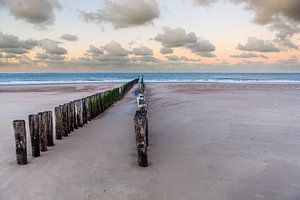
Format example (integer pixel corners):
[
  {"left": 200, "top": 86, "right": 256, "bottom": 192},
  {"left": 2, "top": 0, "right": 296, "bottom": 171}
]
[{"left": 13, "top": 78, "right": 139, "bottom": 165}]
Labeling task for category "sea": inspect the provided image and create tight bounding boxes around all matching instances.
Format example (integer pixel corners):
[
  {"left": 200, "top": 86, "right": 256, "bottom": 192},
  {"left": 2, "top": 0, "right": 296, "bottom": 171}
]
[{"left": 1, "top": 73, "right": 300, "bottom": 85}]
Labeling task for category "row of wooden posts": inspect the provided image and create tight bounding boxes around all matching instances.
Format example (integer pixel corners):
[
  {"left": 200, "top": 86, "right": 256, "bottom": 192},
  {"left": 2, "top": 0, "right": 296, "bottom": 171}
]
[
  {"left": 134, "top": 77, "right": 149, "bottom": 167},
  {"left": 13, "top": 78, "right": 139, "bottom": 165}
]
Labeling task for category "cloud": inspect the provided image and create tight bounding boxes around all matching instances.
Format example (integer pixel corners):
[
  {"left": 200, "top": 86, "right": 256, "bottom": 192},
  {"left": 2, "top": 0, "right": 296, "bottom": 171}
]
[
  {"left": 103, "top": 41, "right": 130, "bottom": 56},
  {"left": 278, "top": 56, "right": 299, "bottom": 65},
  {"left": 155, "top": 27, "right": 216, "bottom": 57},
  {"left": 186, "top": 38, "right": 216, "bottom": 56},
  {"left": 39, "top": 39, "right": 67, "bottom": 55},
  {"left": 0, "top": 31, "right": 38, "bottom": 54},
  {"left": 230, "top": 53, "right": 268, "bottom": 59},
  {"left": 80, "top": 0, "right": 159, "bottom": 29},
  {"left": 194, "top": 0, "right": 217, "bottom": 7},
  {"left": 155, "top": 27, "right": 197, "bottom": 48},
  {"left": 160, "top": 47, "right": 173, "bottom": 54},
  {"left": 194, "top": 0, "right": 300, "bottom": 24},
  {"left": 166, "top": 55, "right": 202, "bottom": 62},
  {"left": 4, "top": 53, "right": 17, "bottom": 58},
  {"left": 180, "top": 56, "right": 202, "bottom": 62},
  {"left": 87, "top": 45, "right": 103, "bottom": 56},
  {"left": 132, "top": 55, "right": 160, "bottom": 63},
  {"left": 132, "top": 46, "right": 153, "bottom": 56},
  {"left": 230, "top": 0, "right": 300, "bottom": 24},
  {"left": 36, "top": 52, "right": 65, "bottom": 61},
  {"left": 237, "top": 37, "right": 280, "bottom": 52},
  {"left": 269, "top": 19, "right": 300, "bottom": 50},
  {"left": 60, "top": 34, "right": 78, "bottom": 42},
  {"left": 0, "top": 0, "right": 61, "bottom": 27},
  {"left": 165, "top": 55, "right": 180, "bottom": 61}
]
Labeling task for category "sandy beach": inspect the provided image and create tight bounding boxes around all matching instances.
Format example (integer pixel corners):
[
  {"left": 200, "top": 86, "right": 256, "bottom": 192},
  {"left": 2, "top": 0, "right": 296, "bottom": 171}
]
[{"left": 1, "top": 83, "right": 300, "bottom": 200}]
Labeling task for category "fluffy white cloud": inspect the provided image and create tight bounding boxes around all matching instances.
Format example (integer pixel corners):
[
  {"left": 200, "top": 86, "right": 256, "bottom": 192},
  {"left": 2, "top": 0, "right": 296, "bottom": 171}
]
[
  {"left": 194, "top": 0, "right": 300, "bottom": 23},
  {"left": 36, "top": 52, "right": 65, "bottom": 61},
  {"left": 160, "top": 47, "right": 173, "bottom": 54},
  {"left": 230, "top": 53, "right": 268, "bottom": 59},
  {"left": 60, "top": 34, "right": 78, "bottom": 42},
  {"left": 0, "top": 31, "right": 38, "bottom": 54},
  {"left": 194, "top": 0, "right": 300, "bottom": 52},
  {"left": 155, "top": 27, "right": 197, "bottom": 48},
  {"left": 186, "top": 39, "right": 216, "bottom": 56},
  {"left": 132, "top": 55, "right": 160, "bottom": 63},
  {"left": 155, "top": 27, "right": 216, "bottom": 57},
  {"left": 269, "top": 19, "right": 300, "bottom": 50},
  {"left": 103, "top": 41, "right": 130, "bottom": 56},
  {"left": 39, "top": 39, "right": 67, "bottom": 55},
  {"left": 0, "top": 0, "right": 61, "bottom": 27},
  {"left": 230, "top": 0, "right": 300, "bottom": 24},
  {"left": 237, "top": 37, "right": 280, "bottom": 52},
  {"left": 87, "top": 45, "right": 103, "bottom": 56},
  {"left": 132, "top": 46, "right": 153, "bottom": 56},
  {"left": 80, "top": 0, "right": 159, "bottom": 29},
  {"left": 194, "top": 0, "right": 217, "bottom": 6},
  {"left": 166, "top": 55, "right": 202, "bottom": 62}
]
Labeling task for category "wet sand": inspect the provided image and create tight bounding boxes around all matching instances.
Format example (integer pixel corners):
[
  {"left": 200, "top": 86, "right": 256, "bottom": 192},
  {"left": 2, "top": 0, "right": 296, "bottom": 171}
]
[{"left": 1, "top": 83, "right": 300, "bottom": 200}]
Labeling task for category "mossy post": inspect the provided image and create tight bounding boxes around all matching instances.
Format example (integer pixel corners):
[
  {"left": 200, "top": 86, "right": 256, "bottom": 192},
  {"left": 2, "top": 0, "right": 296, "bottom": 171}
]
[
  {"left": 13, "top": 120, "right": 28, "bottom": 165},
  {"left": 29, "top": 114, "right": 40, "bottom": 157}
]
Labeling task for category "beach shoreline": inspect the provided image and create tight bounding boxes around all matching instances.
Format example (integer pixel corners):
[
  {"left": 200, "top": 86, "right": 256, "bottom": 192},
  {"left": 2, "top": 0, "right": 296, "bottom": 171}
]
[{"left": 0, "top": 82, "right": 300, "bottom": 200}]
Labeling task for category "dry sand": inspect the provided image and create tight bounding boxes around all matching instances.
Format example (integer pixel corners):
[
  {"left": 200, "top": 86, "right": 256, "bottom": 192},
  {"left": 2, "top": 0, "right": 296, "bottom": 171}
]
[{"left": 1, "top": 83, "right": 300, "bottom": 200}]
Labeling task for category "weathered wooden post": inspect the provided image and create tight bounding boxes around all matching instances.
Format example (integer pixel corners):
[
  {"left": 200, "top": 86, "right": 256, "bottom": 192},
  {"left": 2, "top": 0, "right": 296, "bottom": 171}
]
[
  {"left": 72, "top": 101, "right": 78, "bottom": 129},
  {"left": 85, "top": 96, "right": 91, "bottom": 121},
  {"left": 13, "top": 120, "right": 28, "bottom": 165},
  {"left": 62, "top": 103, "right": 69, "bottom": 136},
  {"left": 76, "top": 99, "right": 83, "bottom": 127},
  {"left": 66, "top": 103, "right": 72, "bottom": 133},
  {"left": 29, "top": 114, "right": 40, "bottom": 157},
  {"left": 134, "top": 110, "right": 148, "bottom": 167},
  {"left": 98, "top": 93, "right": 103, "bottom": 114},
  {"left": 38, "top": 112, "right": 47, "bottom": 151},
  {"left": 55, "top": 106, "right": 63, "bottom": 140},
  {"left": 69, "top": 101, "right": 75, "bottom": 132},
  {"left": 47, "top": 111, "right": 54, "bottom": 146}
]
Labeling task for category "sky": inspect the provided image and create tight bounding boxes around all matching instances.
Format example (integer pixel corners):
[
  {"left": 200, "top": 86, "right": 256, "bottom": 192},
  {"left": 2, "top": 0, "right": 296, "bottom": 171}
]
[{"left": 0, "top": 0, "right": 299, "bottom": 72}]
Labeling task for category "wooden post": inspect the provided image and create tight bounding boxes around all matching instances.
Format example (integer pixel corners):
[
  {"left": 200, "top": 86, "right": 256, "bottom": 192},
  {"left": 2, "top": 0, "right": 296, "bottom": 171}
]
[
  {"left": 62, "top": 103, "right": 69, "bottom": 136},
  {"left": 99, "top": 93, "right": 102, "bottom": 113},
  {"left": 89, "top": 96, "right": 92, "bottom": 119},
  {"left": 55, "top": 106, "right": 63, "bottom": 140},
  {"left": 38, "top": 112, "right": 47, "bottom": 151},
  {"left": 83, "top": 97, "right": 88, "bottom": 124},
  {"left": 29, "top": 114, "right": 40, "bottom": 157},
  {"left": 76, "top": 99, "right": 83, "bottom": 127},
  {"left": 85, "top": 96, "right": 91, "bottom": 121},
  {"left": 134, "top": 110, "right": 148, "bottom": 167},
  {"left": 67, "top": 103, "right": 72, "bottom": 133},
  {"left": 47, "top": 111, "right": 54, "bottom": 146},
  {"left": 72, "top": 101, "right": 78, "bottom": 129},
  {"left": 13, "top": 120, "right": 28, "bottom": 165},
  {"left": 69, "top": 102, "right": 74, "bottom": 132}
]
